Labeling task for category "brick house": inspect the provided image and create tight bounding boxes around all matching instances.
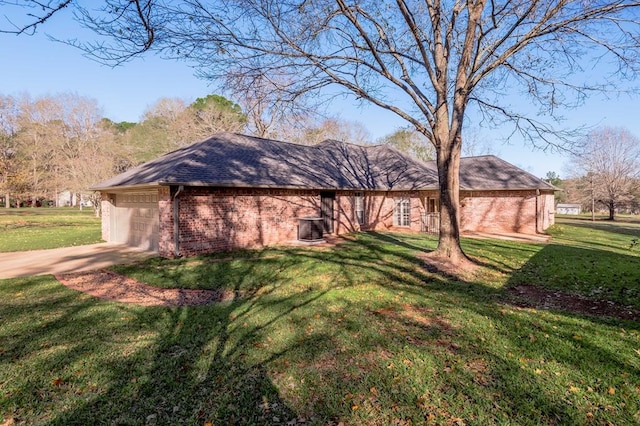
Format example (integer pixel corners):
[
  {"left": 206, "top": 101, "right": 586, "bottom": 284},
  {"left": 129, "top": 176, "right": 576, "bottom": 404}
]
[{"left": 92, "top": 132, "right": 555, "bottom": 257}]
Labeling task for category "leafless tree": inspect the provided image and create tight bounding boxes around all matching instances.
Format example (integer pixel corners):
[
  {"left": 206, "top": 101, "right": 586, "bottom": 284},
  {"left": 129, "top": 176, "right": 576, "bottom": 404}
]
[
  {"left": 5, "top": 1, "right": 640, "bottom": 265},
  {"left": 222, "top": 69, "right": 319, "bottom": 140},
  {"left": 568, "top": 127, "right": 640, "bottom": 220},
  {"left": 297, "top": 117, "right": 373, "bottom": 146},
  {"left": 142, "top": 98, "right": 188, "bottom": 123},
  {"left": 1, "top": 93, "right": 128, "bottom": 212},
  {"left": 142, "top": 95, "right": 246, "bottom": 147},
  {"left": 379, "top": 127, "right": 436, "bottom": 162}
]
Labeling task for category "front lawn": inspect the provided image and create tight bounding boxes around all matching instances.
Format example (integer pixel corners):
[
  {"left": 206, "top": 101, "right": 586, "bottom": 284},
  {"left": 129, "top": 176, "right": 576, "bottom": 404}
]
[
  {"left": 1, "top": 220, "right": 639, "bottom": 425},
  {"left": 0, "top": 208, "right": 102, "bottom": 252}
]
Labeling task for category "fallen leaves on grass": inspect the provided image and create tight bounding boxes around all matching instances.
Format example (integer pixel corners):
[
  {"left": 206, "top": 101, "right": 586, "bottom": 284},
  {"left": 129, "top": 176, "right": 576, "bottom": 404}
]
[
  {"left": 507, "top": 285, "right": 640, "bottom": 320},
  {"left": 55, "top": 270, "right": 229, "bottom": 306}
]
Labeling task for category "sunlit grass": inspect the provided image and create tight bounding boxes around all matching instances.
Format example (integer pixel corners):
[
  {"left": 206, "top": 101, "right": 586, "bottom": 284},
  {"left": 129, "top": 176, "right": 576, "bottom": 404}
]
[
  {"left": 0, "top": 208, "right": 102, "bottom": 252},
  {"left": 1, "top": 220, "right": 639, "bottom": 425}
]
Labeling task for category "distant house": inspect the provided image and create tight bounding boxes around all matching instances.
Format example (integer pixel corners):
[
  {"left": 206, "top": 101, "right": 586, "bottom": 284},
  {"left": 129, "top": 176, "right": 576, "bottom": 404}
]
[
  {"left": 92, "top": 133, "right": 556, "bottom": 257},
  {"left": 56, "top": 190, "right": 94, "bottom": 208},
  {"left": 556, "top": 203, "right": 582, "bottom": 215}
]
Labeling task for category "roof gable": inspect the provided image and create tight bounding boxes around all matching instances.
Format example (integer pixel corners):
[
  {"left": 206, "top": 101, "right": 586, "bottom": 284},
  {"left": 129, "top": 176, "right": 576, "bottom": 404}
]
[
  {"left": 92, "top": 133, "right": 439, "bottom": 191},
  {"left": 458, "top": 155, "right": 555, "bottom": 191},
  {"left": 92, "top": 133, "right": 554, "bottom": 192}
]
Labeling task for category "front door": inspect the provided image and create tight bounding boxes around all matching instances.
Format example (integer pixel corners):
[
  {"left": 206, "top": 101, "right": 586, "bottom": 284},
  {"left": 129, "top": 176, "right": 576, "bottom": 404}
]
[{"left": 320, "top": 192, "right": 335, "bottom": 234}]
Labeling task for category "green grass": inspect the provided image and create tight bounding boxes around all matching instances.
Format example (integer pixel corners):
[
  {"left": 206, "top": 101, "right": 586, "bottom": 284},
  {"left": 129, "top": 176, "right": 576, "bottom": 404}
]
[
  {"left": 1, "top": 219, "right": 639, "bottom": 425},
  {"left": 0, "top": 208, "right": 102, "bottom": 252}
]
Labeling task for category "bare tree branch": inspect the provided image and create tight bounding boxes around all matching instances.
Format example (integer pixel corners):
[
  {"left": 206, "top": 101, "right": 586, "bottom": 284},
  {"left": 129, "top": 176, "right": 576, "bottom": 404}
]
[{"left": 5, "top": 0, "right": 640, "bottom": 263}]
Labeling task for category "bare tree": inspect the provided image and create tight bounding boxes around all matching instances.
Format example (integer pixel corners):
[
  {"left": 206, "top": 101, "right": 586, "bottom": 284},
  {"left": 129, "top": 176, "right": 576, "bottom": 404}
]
[
  {"left": 298, "top": 117, "right": 373, "bottom": 146},
  {"left": 568, "top": 127, "right": 640, "bottom": 220},
  {"left": 172, "top": 94, "right": 246, "bottom": 144},
  {"left": 223, "top": 69, "right": 319, "bottom": 140},
  {"left": 141, "top": 95, "right": 246, "bottom": 148},
  {"left": 14, "top": 95, "right": 64, "bottom": 205},
  {"left": 5, "top": 1, "right": 640, "bottom": 265},
  {"left": 0, "top": 95, "right": 20, "bottom": 207},
  {"left": 379, "top": 127, "right": 435, "bottom": 162},
  {"left": 1, "top": 93, "right": 127, "bottom": 211},
  {"left": 461, "top": 128, "right": 495, "bottom": 157},
  {"left": 142, "top": 97, "right": 188, "bottom": 123}
]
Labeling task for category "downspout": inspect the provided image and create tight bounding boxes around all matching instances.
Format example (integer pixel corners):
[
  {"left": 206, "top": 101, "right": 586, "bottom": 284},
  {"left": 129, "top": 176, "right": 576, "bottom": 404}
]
[
  {"left": 173, "top": 185, "right": 184, "bottom": 257},
  {"left": 535, "top": 189, "right": 540, "bottom": 234}
]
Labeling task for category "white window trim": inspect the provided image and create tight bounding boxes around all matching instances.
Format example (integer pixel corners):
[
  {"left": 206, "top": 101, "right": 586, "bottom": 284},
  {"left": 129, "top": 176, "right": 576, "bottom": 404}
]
[
  {"left": 354, "top": 192, "right": 365, "bottom": 225},
  {"left": 394, "top": 197, "right": 411, "bottom": 227}
]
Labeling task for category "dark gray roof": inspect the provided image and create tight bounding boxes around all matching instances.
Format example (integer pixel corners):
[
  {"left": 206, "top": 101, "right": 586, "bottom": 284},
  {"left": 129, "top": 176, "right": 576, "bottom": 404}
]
[
  {"left": 92, "top": 132, "right": 438, "bottom": 191},
  {"left": 458, "top": 155, "right": 556, "bottom": 191},
  {"left": 92, "top": 132, "right": 555, "bottom": 192}
]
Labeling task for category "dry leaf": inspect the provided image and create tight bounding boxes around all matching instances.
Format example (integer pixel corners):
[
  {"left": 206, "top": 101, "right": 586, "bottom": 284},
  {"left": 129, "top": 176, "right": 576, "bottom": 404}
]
[
  {"left": 608, "top": 387, "right": 616, "bottom": 395},
  {"left": 52, "top": 377, "right": 63, "bottom": 387}
]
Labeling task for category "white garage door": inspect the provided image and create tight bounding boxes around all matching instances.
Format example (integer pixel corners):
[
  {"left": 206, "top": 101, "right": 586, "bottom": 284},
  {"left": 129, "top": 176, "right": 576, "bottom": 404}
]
[{"left": 111, "top": 192, "right": 159, "bottom": 251}]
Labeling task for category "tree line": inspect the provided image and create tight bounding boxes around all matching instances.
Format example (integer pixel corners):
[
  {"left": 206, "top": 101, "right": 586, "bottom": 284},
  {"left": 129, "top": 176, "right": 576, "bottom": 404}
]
[
  {"left": 0, "top": 92, "right": 436, "bottom": 213},
  {"left": 547, "top": 127, "right": 640, "bottom": 221}
]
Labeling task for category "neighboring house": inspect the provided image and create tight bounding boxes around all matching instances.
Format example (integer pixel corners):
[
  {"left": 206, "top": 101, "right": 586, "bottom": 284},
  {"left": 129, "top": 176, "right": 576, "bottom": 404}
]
[
  {"left": 57, "top": 190, "right": 93, "bottom": 208},
  {"left": 556, "top": 203, "right": 582, "bottom": 215},
  {"left": 92, "top": 132, "right": 556, "bottom": 257}
]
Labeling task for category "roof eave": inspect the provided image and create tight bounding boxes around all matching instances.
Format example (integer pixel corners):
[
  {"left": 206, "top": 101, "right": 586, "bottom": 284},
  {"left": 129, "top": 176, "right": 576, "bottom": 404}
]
[
  {"left": 460, "top": 186, "right": 558, "bottom": 192},
  {"left": 91, "top": 182, "right": 162, "bottom": 192},
  {"left": 158, "top": 181, "right": 440, "bottom": 192}
]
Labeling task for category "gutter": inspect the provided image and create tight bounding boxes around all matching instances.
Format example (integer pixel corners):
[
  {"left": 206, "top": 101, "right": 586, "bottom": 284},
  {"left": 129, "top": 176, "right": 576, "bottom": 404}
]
[
  {"left": 535, "top": 189, "right": 540, "bottom": 234},
  {"left": 173, "top": 185, "right": 184, "bottom": 257}
]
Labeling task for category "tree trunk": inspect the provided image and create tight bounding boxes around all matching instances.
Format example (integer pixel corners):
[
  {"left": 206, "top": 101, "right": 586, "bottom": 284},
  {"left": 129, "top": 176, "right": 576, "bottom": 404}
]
[
  {"left": 432, "top": 130, "right": 468, "bottom": 265},
  {"left": 4, "top": 193, "right": 9, "bottom": 208},
  {"left": 608, "top": 201, "right": 615, "bottom": 220}
]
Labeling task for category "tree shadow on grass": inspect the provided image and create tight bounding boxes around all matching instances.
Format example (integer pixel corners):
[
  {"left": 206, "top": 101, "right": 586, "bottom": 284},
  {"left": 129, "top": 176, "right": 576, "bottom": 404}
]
[
  {"left": 53, "top": 256, "right": 340, "bottom": 424},
  {"left": 3, "top": 231, "right": 640, "bottom": 424},
  {"left": 1, "top": 263, "right": 330, "bottom": 424},
  {"left": 559, "top": 217, "right": 640, "bottom": 238},
  {"left": 506, "top": 242, "right": 640, "bottom": 311}
]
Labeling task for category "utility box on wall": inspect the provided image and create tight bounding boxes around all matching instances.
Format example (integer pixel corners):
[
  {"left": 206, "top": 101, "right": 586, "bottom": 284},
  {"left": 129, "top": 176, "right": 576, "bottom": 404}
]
[{"left": 298, "top": 217, "right": 324, "bottom": 241}]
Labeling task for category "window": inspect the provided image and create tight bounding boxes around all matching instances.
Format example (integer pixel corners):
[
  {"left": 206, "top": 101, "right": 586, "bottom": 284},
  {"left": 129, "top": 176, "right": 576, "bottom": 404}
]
[
  {"left": 394, "top": 198, "right": 411, "bottom": 227},
  {"left": 354, "top": 192, "right": 365, "bottom": 224},
  {"left": 427, "top": 198, "right": 439, "bottom": 213}
]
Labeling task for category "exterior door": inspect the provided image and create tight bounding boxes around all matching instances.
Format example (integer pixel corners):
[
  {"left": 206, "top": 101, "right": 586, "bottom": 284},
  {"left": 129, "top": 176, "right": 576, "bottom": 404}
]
[
  {"left": 112, "top": 191, "right": 159, "bottom": 251},
  {"left": 320, "top": 192, "right": 335, "bottom": 234}
]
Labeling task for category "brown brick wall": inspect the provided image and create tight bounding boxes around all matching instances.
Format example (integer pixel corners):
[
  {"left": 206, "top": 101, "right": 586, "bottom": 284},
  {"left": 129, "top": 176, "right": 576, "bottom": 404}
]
[
  {"left": 335, "top": 190, "right": 437, "bottom": 234},
  {"left": 158, "top": 186, "right": 173, "bottom": 256},
  {"left": 166, "top": 187, "right": 320, "bottom": 257},
  {"left": 101, "top": 186, "right": 553, "bottom": 258},
  {"left": 460, "top": 190, "right": 555, "bottom": 234}
]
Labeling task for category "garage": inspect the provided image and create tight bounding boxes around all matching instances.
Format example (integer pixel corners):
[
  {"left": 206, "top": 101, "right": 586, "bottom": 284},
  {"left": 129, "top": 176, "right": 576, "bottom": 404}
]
[{"left": 110, "top": 191, "right": 159, "bottom": 251}]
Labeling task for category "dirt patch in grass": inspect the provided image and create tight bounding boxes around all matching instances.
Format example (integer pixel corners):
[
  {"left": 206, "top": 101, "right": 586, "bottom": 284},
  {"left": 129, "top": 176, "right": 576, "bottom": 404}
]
[
  {"left": 507, "top": 285, "right": 640, "bottom": 321},
  {"left": 420, "top": 253, "right": 479, "bottom": 281},
  {"left": 55, "top": 270, "right": 233, "bottom": 306}
]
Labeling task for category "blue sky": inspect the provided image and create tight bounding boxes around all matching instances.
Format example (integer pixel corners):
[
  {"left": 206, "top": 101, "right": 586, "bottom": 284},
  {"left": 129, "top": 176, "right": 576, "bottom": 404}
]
[{"left": 2, "top": 10, "right": 639, "bottom": 179}]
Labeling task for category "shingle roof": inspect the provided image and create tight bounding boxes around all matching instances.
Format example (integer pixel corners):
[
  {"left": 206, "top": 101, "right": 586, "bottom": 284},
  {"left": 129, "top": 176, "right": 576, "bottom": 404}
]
[
  {"left": 91, "top": 132, "right": 554, "bottom": 192},
  {"left": 458, "top": 155, "right": 556, "bottom": 191}
]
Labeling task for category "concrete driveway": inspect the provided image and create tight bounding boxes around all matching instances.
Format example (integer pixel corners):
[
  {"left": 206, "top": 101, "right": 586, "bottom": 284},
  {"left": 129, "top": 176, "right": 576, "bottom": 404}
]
[{"left": 0, "top": 243, "right": 156, "bottom": 279}]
